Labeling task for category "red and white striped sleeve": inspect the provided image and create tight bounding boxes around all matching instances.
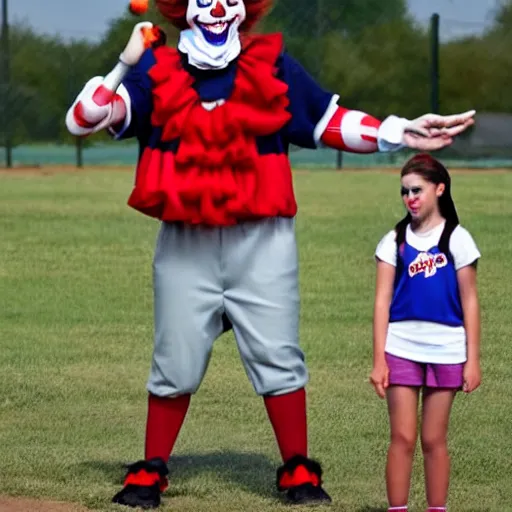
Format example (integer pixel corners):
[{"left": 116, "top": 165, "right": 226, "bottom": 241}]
[
  {"left": 65, "top": 62, "right": 131, "bottom": 137},
  {"left": 316, "top": 95, "right": 408, "bottom": 153}
]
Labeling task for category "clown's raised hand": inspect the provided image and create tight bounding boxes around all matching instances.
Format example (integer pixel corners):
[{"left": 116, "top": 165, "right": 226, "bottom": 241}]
[
  {"left": 119, "top": 21, "right": 161, "bottom": 67},
  {"left": 402, "top": 110, "right": 476, "bottom": 151},
  {"left": 66, "top": 22, "right": 165, "bottom": 137}
]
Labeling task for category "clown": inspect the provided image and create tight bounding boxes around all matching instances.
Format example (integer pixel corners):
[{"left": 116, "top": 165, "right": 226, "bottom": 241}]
[{"left": 66, "top": 0, "right": 475, "bottom": 508}]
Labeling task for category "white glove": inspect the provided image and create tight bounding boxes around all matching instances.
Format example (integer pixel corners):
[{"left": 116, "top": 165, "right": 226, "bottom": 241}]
[
  {"left": 403, "top": 110, "right": 476, "bottom": 150},
  {"left": 119, "top": 21, "right": 155, "bottom": 67},
  {"left": 378, "top": 110, "right": 476, "bottom": 152}
]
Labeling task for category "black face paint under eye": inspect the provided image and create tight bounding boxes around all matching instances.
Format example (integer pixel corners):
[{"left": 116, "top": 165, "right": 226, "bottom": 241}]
[
  {"left": 226, "top": 0, "right": 239, "bottom": 5},
  {"left": 401, "top": 186, "right": 422, "bottom": 196}
]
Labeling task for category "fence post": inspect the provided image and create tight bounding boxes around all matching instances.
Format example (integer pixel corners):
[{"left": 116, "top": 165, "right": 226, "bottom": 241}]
[
  {"left": 76, "top": 137, "right": 83, "bottom": 168},
  {"left": 67, "top": 50, "right": 84, "bottom": 169},
  {"left": 1, "top": 0, "right": 12, "bottom": 168},
  {"left": 430, "top": 13, "right": 440, "bottom": 114},
  {"left": 336, "top": 151, "right": 343, "bottom": 170}
]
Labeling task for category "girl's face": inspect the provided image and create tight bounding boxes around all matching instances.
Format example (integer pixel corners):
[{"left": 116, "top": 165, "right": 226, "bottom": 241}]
[{"left": 401, "top": 173, "right": 445, "bottom": 222}]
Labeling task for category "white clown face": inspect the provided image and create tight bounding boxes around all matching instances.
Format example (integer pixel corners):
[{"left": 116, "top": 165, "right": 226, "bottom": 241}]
[{"left": 187, "top": 0, "right": 246, "bottom": 48}]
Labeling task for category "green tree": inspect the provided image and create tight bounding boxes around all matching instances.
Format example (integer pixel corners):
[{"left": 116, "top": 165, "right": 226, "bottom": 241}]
[
  {"left": 0, "top": 23, "right": 99, "bottom": 145},
  {"left": 264, "top": 0, "right": 408, "bottom": 36},
  {"left": 261, "top": 0, "right": 415, "bottom": 99},
  {"left": 320, "top": 19, "right": 429, "bottom": 119},
  {"left": 438, "top": 0, "right": 512, "bottom": 115},
  {"left": 491, "top": 0, "right": 512, "bottom": 32}
]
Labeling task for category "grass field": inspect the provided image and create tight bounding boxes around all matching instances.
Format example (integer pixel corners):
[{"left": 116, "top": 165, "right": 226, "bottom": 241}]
[{"left": 0, "top": 168, "right": 511, "bottom": 512}]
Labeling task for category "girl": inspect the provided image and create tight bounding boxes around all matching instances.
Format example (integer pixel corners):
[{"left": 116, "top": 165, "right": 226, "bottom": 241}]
[{"left": 370, "top": 153, "right": 482, "bottom": 512}]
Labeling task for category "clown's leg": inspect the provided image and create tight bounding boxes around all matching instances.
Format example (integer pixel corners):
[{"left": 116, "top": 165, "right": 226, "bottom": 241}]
[
  {"left": 264, "top": 388, "right": 308, "bottom": 461},
  {"left": 223, "top": 217, "right": 331, "bottom": 505},
  {"left": 112, "top": 222, "right": 225, "bottom": 508}
]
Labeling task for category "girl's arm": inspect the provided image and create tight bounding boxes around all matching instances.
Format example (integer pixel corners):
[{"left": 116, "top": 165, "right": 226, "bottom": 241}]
[
  {"left": 457, "top": 263, "right": 481, "bottom": 393},
  {"left": 370, "top": 259, "right": 396, "bottom": 398}
]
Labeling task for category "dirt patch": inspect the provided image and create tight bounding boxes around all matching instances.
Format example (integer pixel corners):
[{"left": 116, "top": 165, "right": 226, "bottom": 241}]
[{"left": 0, "top": 497, "right": 90, "bottom": 511}]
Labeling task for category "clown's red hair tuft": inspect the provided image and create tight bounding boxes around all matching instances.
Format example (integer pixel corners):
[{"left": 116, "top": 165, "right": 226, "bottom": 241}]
[{"left": 155, "top": 0, "right": 272, "bottom": 31}]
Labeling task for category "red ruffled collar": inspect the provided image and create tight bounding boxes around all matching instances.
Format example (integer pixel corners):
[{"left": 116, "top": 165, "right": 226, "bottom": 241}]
[{"left": 148, "top": 33, "right": 291, "bottom": 144}]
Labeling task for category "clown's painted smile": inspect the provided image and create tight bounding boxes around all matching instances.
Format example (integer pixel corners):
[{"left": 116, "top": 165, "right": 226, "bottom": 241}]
[
  {"left": 194, "top": 15, "right": 238, "bottom": 45},
  {"left": 179, "top": 0, "right": 247, "bottom": 69}
]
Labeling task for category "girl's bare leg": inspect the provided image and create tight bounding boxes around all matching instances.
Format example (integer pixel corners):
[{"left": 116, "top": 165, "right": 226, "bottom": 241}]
[
  {"left": 386, "top": 386, "right": 420, "bottom": 507},
  {"left": 420, "top": 388, "right": 456, "bottom": 508}
]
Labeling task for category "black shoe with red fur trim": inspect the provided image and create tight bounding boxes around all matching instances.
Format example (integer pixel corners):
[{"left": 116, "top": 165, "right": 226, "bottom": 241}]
[
  {"left": 276, "top": 455, "right": 332, "bottom": 505},
  {"left": 112, "top": 457, "right": 169, "bottom": 509}
]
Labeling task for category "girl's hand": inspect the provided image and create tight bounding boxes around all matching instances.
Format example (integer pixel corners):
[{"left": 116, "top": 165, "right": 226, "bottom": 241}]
[
  {"left": 370, "top": 362, "right": 390, "bottom": 399},
  {"left": 463, "top": 359, "right": 481, "bottom": 393}
]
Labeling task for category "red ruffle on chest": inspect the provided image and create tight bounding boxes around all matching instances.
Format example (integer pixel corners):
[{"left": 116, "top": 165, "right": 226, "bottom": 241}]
[{"left": 127, "top": 34, "right": 297, "bottom": 226}]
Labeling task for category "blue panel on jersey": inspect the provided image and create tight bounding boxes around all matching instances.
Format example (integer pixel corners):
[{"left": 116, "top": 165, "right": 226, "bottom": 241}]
[{"left": 390, "top": 242, "right": 463, "bottom": 327}]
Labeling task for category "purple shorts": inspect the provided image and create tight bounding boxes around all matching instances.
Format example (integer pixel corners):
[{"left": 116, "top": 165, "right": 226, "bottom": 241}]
[{"left": 385, "top": 353, "right": 464, "bottom": 389}]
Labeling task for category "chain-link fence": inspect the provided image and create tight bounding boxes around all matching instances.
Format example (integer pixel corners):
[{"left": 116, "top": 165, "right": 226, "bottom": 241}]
[{"left": 1, "top": 0, "right": 512, "bottom": 169}]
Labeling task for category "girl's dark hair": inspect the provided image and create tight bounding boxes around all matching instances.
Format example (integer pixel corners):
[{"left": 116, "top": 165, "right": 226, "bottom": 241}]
[{"left": 395, "top": 153, "right": 459, "bottom": 258}]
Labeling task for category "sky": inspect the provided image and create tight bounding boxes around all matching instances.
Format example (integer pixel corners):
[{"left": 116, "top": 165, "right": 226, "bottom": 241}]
[{"left": 5, "top": 0, "right": 501, "bottom": 42}]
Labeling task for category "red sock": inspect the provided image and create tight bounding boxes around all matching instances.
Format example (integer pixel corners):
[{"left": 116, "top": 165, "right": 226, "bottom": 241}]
[
  {"left": 264, "top": 388, "right": 308, "bottom": 462},
  {"left": 144, "top": 394, "right": 191, "bottom": 461}
]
